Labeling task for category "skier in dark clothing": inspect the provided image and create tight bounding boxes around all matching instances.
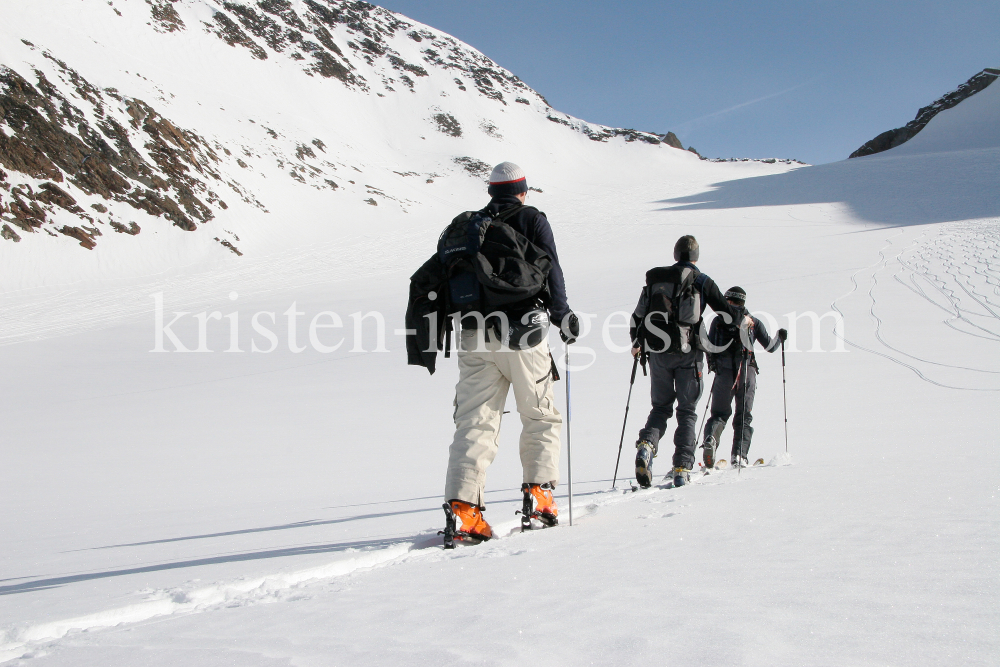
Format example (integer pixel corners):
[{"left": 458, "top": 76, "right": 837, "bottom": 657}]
[
  {"left": 702, "top": 286, "right": 786, "bottom": 468},
  {"left": 629, "top": 236, "right": 749, "bottom": 487}
]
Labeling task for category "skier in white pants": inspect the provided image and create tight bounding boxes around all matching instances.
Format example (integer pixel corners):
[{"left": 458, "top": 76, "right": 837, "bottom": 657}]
[{"left": 443, "top": 162, "right": 578, "bottom": 543}]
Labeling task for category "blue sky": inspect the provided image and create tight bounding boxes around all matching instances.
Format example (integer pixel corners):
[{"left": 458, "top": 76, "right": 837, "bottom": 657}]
[{"left": 375, "top": 0, "right": 1000, "bottom": 164}]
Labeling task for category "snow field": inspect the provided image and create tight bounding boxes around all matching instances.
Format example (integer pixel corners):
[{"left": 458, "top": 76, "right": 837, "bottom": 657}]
[{"left": 1, "top": 1, "right": 998, "bottom": 664}]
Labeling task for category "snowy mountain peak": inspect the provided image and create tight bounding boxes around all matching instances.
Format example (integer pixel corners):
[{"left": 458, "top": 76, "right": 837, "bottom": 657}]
[
  {"left": 849, "top": 67, "right": 999, "bottom": 158},
  {"left": 0, "top": 0, "right": 691, "bottom": 260}
]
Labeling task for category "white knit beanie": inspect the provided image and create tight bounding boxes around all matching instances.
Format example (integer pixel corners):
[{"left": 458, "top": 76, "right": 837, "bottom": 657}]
[{"left": 487, "top": 162, "right": 528, "bottom": 196}]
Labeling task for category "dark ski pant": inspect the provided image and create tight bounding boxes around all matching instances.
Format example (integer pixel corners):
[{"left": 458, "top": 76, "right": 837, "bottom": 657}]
[
  {"left": 704, "top": 359, "right": 757, "bottom": 460},
  {"left": 637, "top": 349, "right": 704, "bottom": 470}
]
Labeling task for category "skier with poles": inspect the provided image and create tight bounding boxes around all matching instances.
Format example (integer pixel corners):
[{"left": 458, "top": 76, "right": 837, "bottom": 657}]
[
  {"left": 629, "top": 236, "right": 749, "bottom": 488},
  {"left": 701, "top": 286, "right": 787, "bottom": 468},
  {"left": 405, "top": 162, "right": 579, "bottom": 547}
]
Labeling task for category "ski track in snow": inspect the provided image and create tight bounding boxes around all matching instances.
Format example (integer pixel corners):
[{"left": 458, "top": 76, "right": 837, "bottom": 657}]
[
  {"left": 830, "top": 220, "right": 1000, "bottom": 391},
  {"left": 0, "top": 455, "right": 793, "bottom": 663}
]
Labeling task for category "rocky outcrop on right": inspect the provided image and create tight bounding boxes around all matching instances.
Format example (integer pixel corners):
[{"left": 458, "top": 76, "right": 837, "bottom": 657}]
[{"left": 850, "top": 68, "right": 999, "bottom": 158}]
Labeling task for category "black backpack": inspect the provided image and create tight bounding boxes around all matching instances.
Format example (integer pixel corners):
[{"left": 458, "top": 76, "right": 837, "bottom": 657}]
[
  {"left": 437, "top": 205, "right": 552, "bottom": 315},
  {"left": 637, "top": 265, "right": 705, "bottom": 353}
]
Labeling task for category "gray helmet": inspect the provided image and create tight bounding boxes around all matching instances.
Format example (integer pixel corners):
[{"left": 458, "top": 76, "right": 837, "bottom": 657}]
[{"left": 674, "top": 235, "right": 699, "bottom": 262}]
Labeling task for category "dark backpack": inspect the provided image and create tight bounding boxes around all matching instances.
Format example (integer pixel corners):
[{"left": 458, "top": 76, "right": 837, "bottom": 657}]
[
  {"left": 637, "top": 265, "right": 705, "bottom": 353},
  {"left": 437, "top": 205, "right": 552, "bottom": 315}
]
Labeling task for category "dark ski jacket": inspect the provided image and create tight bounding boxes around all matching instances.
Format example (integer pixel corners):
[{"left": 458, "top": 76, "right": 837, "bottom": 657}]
[
  {"left": 707, "top": 307, "right": 779, "bottom": 370},
  {"left": 484, "top": 195, "right": 570, "bottom": 324},
  {"left": 406, "top": 252, "right": 449, "bottom": 374},
  {"left": 405, "top": 195, "right": 570, "bottom": 374},
  {"left": 629, "top": 261, "right": 741, "bottom": 349}
]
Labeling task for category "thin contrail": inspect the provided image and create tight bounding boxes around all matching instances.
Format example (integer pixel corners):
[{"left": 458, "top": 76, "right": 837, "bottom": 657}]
[{"left": 675, "top": 79, "right": 818, "bottom": 130}]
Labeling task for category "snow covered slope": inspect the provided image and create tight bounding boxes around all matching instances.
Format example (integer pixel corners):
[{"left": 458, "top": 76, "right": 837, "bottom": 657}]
[
  {"left": 890, "top": 75, "right": 1000, "bottom": 154},
  {"left": 849, "top": 67, "right": 999, "bottom": 158},
  {"left": 0, "top": 3, "right": 998, "bottom": 667},
  {"left": 0, "top": 0, "right": 697, "bottom": 294}
]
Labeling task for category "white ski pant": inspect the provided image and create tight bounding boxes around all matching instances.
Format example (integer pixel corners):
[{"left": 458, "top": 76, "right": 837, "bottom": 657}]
[{"left": 445, "top": 327, "right": 562, "bottom": 506}]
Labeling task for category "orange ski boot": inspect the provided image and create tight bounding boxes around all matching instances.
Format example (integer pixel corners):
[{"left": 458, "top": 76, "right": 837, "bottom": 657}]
[
  {"left": 519, "top": 482, "right": 559, "bottom": 530},
  {"left": 441, "top": 500, "right": 493, "bottom": 548}
]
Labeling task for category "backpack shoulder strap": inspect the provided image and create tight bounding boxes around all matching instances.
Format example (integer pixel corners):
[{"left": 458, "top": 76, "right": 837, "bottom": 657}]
[{"left": 492, "top": 204, "right": 526, "bottom": 224}]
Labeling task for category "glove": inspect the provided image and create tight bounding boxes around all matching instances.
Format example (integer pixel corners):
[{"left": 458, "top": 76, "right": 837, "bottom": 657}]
[
  {"left": 559, "top": 312, "right": 580, "bottom": 344},
  {"left": 778, "top": 328, "right": 788, "bottom": 342},
  {"left": 707, "top": 355, "right": 717, "bottom": 373}
]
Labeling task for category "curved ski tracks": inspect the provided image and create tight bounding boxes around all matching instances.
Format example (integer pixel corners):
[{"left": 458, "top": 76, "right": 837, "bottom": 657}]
[{"left": 830, "top": 220, "right": 1000, "bottom": 391}]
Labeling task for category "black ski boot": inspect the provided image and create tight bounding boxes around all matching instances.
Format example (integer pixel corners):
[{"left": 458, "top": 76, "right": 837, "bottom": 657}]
[
  {"left": 702, "top": 436, "right": 718, "bottom": 469},
  {"left": 635, "top": 440, "right": 655, "bottom": 489}
]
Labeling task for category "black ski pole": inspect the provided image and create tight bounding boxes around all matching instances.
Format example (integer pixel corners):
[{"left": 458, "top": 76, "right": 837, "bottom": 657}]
[
  {"left": 565, "top": 345, "right": 573, "bottom": 527},
  {"left": 781, "top": 338, "right": 789, "bottom": 453},
  {"left": 612, "top": 355, "right": 641, "bottom": 490},
  {"left": 738, "top": 353, "right": 750, "bottom": 476},
  {"left": 697, "top": 370, "right": 716, "bottom": 466}
]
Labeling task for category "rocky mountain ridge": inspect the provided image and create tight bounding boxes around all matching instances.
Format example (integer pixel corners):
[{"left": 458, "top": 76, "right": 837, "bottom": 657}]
[
  {"left": 849, "top": 67, "right": 999, "bottom": 159},
  {"left": 0, "top": 0, "right": 693, "bottom": 255}
]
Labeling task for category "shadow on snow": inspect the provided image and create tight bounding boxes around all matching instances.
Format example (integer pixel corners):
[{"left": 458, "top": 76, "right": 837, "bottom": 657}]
[{"left": 660, "top": 149, "right": 1000, "bottom": 227}]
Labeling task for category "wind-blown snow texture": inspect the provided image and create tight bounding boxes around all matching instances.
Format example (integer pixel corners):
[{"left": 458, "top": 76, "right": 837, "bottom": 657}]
[{"left": 1, "top": 2, "right": 998, "bottom": 666}]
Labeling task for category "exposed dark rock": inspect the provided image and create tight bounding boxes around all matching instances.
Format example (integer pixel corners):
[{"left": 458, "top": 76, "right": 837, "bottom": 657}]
[
  {"left": 365, "top": 197, "right": 377, "bottom": 206},
  {"left": 259, "top": 0, "right": 310, "bottom": 33},
  {"left": 128, "top": 189, "right": 197, "bottom": 230},
  {"left": 311, "top": 138, "right": 326, "bottom": 152},
  {"left": 453, "top": 157, "right": 490, "bottom": 179},
  {"left": 528, "top": 187, "right": 543, "bottom": 193},
  {"left": 662, "top": 132, "right": 683, "bottom": 149},
  {"left": 37, "top": 182, "right": 82, "bottom": 212},
  {"left": 310, "top": 50, "right": 352, "bottom": 81},
  {"left": 223, "top": 2, "right": 287, "bottom": 52},
  {"left": 295, "top": 143, "right": 316, "bottom": 160},
  {"left": 388, "top": 55, "right": 428, "bottom": 77},
  {"left": 850, "top": 68, "right": 1000, "bottom": 158},
  {"left": 7, "top": 186, "right": 46, "bottom": 230},
  {"left": 360, "top": 38, "right": 385, "bottom": 55},
  {"left": 215, "top": 237, "right": 242, "bottom": 255},
  {"left": 211, "top": 11, "right": 268, "bottom": 60},
  {"left": 313, "top": 26, "right": 344, "bottom": 56},
  {"left": 91, "top": 203, "right": 107, "bottom": 213},
  {"left": 432, "top": 112, "right": 462, "bottom": 137},
  {"left": 148, "top": 0, "right": 185, "bottom": 33},
  {"left": 324, "top": 179, "right": 339, "bottom": 190},
  {"left": 57, "top": 225, "right": 96, "bottom": 249},
  {"left": 110, "top": 220, "right": 141, "bottom": 235},
  {"left": 1, "top": 223, "right": 20, "bottom": 242},
  {"left": 687, "top": 146, "right": 700, "bottom": 157},
  {"left": 0, "top": 64, "right": 223, "bottom": 238},
  {"left": 515, "top": 97, "right": 529, "bottom": 105}
]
